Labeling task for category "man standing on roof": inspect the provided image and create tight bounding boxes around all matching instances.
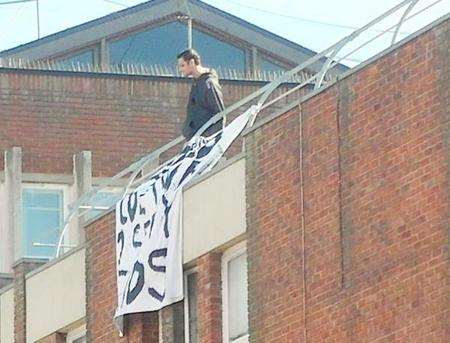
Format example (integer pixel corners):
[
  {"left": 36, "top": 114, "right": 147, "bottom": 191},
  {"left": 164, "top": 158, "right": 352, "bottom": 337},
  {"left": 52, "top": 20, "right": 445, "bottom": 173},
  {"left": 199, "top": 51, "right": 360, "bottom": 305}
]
[{"left": 177, "top": 49, "right": 225, "bottom": 140}]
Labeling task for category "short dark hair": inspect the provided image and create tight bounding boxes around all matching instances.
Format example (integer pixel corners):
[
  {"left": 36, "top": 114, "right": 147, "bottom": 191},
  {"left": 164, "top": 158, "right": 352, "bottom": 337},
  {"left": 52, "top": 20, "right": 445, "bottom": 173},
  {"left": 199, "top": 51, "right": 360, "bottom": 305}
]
[{"left": 177, "top": 49, "right": 201, "bottom": 65}]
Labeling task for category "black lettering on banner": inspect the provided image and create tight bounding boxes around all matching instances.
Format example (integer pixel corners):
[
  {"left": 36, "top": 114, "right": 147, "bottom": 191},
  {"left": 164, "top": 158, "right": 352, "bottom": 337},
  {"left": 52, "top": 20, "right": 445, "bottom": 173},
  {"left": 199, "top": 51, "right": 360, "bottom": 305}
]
[
  {"left": 196, "top": 143, "right": 215, "bottom": 158},
  {"left": 117, "top": 231, "right": 125, "bottom": 264},
  {"left": 144, "top": 213, "right": 156, "bottom": 237},
  {"left": 162, "top": 196, "right": 171, "bottom": 238},
  {"left": 118, "top": 270, "right": 128, "bottom": 276},
  {"left": 148, "top": 248, "right": 167, "bottom": 273},
  {"left": 152, "top": 183, "right": 158, "bottom": 204},
  {"left": 178, "top": 160, "right": 200, "bottom": 187},
  {"left": 132, "top": 224, "right": 142, "bottom": 247},
  {"left": 119, "top": 198, "right": 127, "bottom": 225},
  {"left": 181, "top": 143, "right": 192, "bottom": 155},
  {"left": 148, "top": 248, "right": 167, "bottom": 302},
  {"left": 127, "top": 192, "right": 138, "bottom": 222},
  {"left": 148, "top": 288, "right": 165, "bottom": 302},
  {"left": 169, "top": 152, "right": 187, "bottom": 167},
  {"left": 126, "top": 261, "right": 145, "bottom": 305},
  {"left": 140, "top": 205, "right": 146, "bottom": 215},
  {"left": 162, "top": 165, "right": 179, "bottom": 190}
]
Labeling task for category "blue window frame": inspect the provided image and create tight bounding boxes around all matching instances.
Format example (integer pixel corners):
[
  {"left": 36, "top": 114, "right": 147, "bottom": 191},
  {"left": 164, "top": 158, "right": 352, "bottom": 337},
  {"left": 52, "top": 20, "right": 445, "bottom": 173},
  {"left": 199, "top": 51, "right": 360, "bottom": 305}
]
[{"left": 22, "top": 188, "right": 63, "bottom": 258}]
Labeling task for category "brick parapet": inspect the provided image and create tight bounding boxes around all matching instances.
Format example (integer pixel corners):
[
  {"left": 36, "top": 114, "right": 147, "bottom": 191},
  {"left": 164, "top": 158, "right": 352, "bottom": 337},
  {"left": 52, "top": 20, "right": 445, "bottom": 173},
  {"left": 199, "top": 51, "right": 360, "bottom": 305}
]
[
  {"left": 12, "top": 259, "right": 47, "bottom": 343},
  {"left": 245, "top": 19, "right": 450, "bottom": 341}
]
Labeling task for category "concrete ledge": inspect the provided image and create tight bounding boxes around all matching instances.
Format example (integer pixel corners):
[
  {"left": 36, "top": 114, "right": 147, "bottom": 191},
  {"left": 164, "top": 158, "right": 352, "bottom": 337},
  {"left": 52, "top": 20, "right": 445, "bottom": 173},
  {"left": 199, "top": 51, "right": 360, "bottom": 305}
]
[
  {"left": 0, "top": 282, "right": 13, "bottom": 295},
  {"left": 12, "top": 257, "right": 49, "bottom": 270},
  {"left": 24, "top": 244, "right": 86, "bottom": 280}
]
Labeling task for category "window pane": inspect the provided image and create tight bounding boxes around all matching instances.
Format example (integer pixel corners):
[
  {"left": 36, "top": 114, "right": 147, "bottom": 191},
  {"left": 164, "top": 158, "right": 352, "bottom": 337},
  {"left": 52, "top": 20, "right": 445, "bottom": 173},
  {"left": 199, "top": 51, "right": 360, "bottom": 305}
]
[
  {"left": 109, "top": 21, "right": 188, "bottom": 67},
  {"left": 187, "top": 272, "right": 198, "bottom": 343},
  {"left": 259, "top": 57, "right": 286, "bottom": 73},
  {"left": 56, "top": 50, "right": 94, "bottom": 67},
  {"left": 23, "top": 189, "right": 63, "bottom": 258},
  {"left": 85, "top": 191, "right": 122, "bottom": 221},
  {"left": 228, "top": 252, "right": 248, "bottom": 341},
  {"left": 108, "top": 21, "right": 246, "bottom": 73},
  {"left": 192, "top": 28, "right": 246, "bottom": 72}
]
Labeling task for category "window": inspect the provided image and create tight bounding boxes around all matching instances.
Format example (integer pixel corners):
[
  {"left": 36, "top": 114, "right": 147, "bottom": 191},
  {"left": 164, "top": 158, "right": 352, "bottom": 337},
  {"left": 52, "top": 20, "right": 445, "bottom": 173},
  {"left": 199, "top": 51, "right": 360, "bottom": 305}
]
[
  {"left": 184, "top": 269, "right": 198, "bottom": 343},
  {"left": 83, "top": 189, "right": 122, "bottom": 221},
  {"left": 109, "top": 21, "right": 188, "bottom": 68},
  {"left": 66, "top": 325, "right": 86, "bottom": 343},
  {"left": 192, "top": 28, "right": 246, "bottom": 73},
  {"left": 108, "top": 21, "right": 246, "bottom": 73},
  {"left": 222, "top": 242, "right": 248, "bottom": 343},
  {"left": 22, "top": 184, "right": 67, "bottom": 258},
  {"left": 55, "top": 49, "right": 94, "bottom": 67},
  {"left": 259, "top": 57, "right": 286, "bottom": 73}
]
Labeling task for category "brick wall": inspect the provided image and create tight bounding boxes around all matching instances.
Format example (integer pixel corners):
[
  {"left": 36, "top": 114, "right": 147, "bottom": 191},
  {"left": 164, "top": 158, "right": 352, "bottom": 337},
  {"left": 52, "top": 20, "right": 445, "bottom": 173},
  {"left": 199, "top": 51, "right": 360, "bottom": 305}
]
[
  {"left": 37, "top": 332, "right": 66, "bottom": 343},
  {"left": 246, "top": 107, "right": 305, "bottom": 342},
  {"left": 245, "top": 18, "right": 449, "bottom": 342},
  {"left": 13, "top": 259, "right": 47, "bottom": 343},
  {"left": 0, "top": 70, "right": 297, "bottom": 177},
  {"left": 196, "top": 252, "right": 222, "bottom": 343},
  {"left": 85, "top": 211, "right": 160, "bottom": 342}
]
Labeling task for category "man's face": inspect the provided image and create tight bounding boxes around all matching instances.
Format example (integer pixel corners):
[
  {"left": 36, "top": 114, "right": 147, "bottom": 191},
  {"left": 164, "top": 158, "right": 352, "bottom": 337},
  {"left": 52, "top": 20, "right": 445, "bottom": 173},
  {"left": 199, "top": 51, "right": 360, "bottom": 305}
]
[{"left": 178, "top": 58, "right": 195, "bottom": 77}]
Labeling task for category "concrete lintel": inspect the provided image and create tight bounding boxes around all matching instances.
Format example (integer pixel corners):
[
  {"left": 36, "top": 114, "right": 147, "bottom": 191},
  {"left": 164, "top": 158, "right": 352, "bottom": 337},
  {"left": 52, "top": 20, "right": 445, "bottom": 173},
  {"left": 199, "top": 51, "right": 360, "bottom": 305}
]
[
  {"left": 73, "top": 151, "right": 92, "bottom": 244},
  {"left": 12, "top": 257, "right": 49, "bottom": 270},
  {"left": 5, "top": 147, "right": 23, "bottom": 267},
  {"left": 74, "top": 151, "right": 92, "bottom": 197}
]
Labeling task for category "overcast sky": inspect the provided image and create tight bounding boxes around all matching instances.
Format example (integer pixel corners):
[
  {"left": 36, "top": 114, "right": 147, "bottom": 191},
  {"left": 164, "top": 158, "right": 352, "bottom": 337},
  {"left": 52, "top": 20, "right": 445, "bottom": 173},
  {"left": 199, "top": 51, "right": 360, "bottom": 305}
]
[{"left": 0, "top": 0, "right": 448, "bottom": 65}]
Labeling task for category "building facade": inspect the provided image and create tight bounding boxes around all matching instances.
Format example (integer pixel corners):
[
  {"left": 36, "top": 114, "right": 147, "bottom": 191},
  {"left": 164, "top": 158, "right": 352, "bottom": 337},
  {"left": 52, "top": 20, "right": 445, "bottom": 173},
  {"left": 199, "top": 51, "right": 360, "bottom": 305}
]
[{"left": 0, "top": 3, "right": 449, "bottom": 343}]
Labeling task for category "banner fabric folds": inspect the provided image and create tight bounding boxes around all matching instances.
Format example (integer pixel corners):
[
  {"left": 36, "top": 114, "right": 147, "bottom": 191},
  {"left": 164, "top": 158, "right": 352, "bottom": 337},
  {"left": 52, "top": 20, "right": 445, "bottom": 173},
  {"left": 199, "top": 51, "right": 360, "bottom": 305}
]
[{"left": 115, "top": 105, "right": 259, "bottom": 319}]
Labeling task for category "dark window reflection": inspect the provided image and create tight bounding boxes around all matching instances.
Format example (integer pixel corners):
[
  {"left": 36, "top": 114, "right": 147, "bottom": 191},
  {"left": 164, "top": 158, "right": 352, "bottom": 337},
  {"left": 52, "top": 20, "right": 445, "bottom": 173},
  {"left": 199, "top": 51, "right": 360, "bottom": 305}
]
[{"left": 108, "top": 21, "right": 246, "bottom": 73}]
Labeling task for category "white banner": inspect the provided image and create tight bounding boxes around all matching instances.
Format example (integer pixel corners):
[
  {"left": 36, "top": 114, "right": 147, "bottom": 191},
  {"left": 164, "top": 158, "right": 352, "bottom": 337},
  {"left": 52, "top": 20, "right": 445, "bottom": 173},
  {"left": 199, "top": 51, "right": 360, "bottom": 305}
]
[{"left": 115, "top": 105, "right": 259, "bottom": 318}]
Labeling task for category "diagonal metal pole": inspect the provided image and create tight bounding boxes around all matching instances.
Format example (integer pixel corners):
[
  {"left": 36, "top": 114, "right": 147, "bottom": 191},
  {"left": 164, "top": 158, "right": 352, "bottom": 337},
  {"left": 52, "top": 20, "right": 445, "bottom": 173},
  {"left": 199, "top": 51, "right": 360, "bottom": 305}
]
[{"left": 391, "top": 0, "right": 420, "bottom": 45}]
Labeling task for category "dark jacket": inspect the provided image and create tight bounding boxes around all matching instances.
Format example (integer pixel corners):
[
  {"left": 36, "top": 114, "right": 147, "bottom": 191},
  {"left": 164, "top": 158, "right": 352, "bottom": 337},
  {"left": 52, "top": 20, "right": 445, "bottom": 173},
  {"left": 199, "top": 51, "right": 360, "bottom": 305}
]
[{"left": 182, "top": 70, "right": 225, "bottom": 139}]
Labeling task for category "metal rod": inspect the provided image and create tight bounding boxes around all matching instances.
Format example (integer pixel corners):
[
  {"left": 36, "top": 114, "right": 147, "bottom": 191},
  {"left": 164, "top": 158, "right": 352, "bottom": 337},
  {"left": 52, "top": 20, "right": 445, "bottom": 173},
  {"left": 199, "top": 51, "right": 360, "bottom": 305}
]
[
  {"left": 79, "top": 205, "right": 111, "bottom": 210},
  {"left": 391, "top": 0, "right": 420, "bottom": 45},
  {"left": 33, "top": 243, "right": 77, "bottom": 248},
  {"left": 328, "top": 0, "right": 444, "bottom": 72},
  {"left": 314, "top": 41, "right": 347, "bottom": 90},
  {"left": 36, "top": 0, "right": 40, "bottom": 39},
  {"left": 0, "top": 0, "right": 34, "bottom": 5}
]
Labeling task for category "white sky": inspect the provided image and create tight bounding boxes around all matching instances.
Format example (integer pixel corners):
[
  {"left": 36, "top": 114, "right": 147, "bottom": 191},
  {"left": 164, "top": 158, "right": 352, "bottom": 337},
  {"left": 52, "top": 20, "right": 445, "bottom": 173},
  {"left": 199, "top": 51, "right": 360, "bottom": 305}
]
[{"left": 0, "top": 0, "right": 448, "bottom": 65}]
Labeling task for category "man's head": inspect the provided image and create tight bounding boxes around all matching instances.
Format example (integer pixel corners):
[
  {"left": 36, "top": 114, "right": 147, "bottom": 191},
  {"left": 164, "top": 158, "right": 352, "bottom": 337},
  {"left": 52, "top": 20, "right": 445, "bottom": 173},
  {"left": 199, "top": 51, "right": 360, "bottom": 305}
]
[{"left": 177, "top": 49, "right": 201, "bottom": 77}]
